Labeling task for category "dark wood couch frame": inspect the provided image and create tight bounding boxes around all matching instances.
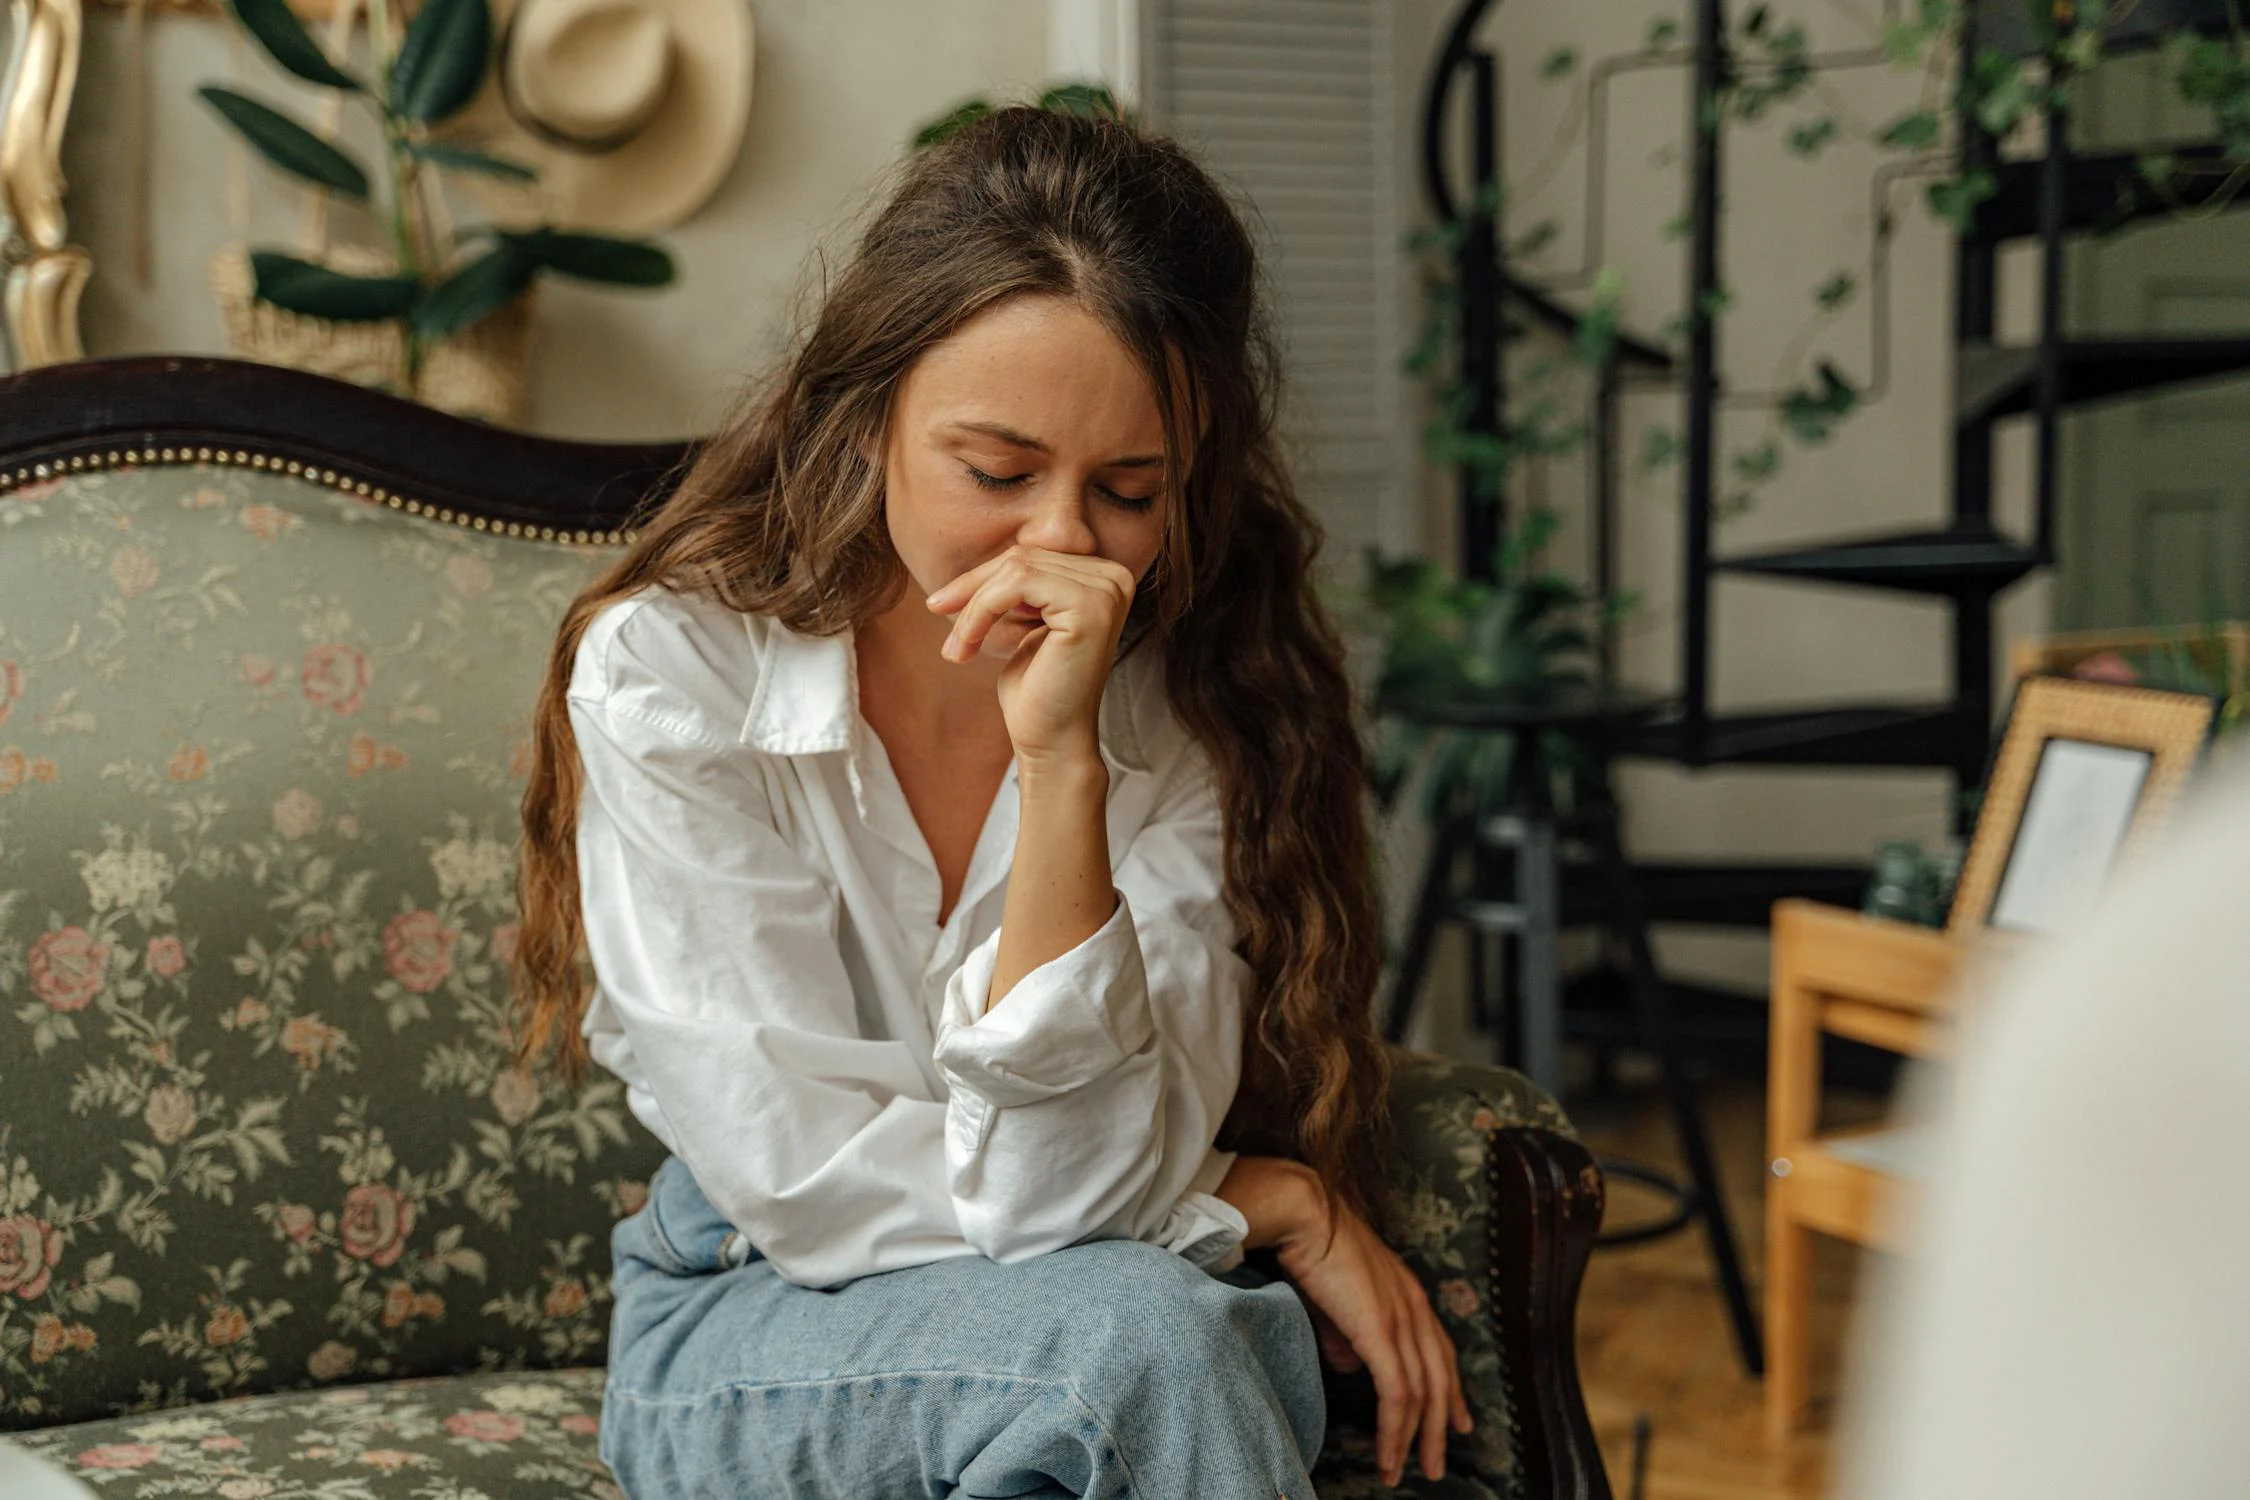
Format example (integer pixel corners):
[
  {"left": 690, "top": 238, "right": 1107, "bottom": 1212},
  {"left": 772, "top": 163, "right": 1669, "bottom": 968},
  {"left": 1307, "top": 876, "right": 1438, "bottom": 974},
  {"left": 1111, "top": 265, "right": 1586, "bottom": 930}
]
[{"left": 0, "top": 354, "right": 1612, "bottom": 1500}]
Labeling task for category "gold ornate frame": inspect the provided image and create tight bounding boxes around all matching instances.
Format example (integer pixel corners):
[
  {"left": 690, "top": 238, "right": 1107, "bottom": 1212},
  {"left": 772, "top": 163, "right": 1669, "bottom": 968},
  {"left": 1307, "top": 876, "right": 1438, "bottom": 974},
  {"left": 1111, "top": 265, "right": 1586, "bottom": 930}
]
[
  {"left": 2, "top": 0, "right": 89, "bottom": 367},
  {"left": 1947, "top": 674, "right": 2218, "bottom": 936}
]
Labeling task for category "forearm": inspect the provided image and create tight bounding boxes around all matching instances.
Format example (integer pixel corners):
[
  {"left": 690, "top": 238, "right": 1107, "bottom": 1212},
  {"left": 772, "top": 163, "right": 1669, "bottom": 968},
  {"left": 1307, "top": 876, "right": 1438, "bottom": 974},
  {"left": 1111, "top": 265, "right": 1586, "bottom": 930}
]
[
  {"left": 986, "top": 752, "right": 1116, "bottom": 1013},
  {"left": 1214, "top": 1153, "right": 1324, "bottom": 1253}
]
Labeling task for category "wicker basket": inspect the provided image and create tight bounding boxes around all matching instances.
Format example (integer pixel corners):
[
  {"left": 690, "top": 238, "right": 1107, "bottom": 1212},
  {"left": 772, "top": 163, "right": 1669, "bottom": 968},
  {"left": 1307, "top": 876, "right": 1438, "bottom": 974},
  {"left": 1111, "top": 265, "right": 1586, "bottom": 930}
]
[{"left": 211, "top": 243, "right": 535, "bottom": 427}]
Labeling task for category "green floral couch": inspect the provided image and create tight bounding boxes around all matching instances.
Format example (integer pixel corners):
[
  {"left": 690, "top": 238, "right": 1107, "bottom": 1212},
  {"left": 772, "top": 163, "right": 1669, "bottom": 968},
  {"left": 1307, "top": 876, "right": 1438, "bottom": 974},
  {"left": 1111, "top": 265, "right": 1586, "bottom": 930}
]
[{"left": 0, "top": 359, "right": 1603, "bottom": 1500}]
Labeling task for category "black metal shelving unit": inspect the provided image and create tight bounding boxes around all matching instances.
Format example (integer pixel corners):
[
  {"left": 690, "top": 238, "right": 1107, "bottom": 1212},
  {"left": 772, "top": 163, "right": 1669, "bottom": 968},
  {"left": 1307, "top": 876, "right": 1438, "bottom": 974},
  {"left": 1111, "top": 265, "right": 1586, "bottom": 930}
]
[{"left": 1416, "top": 0, "right": 2250, "bottom": 934}]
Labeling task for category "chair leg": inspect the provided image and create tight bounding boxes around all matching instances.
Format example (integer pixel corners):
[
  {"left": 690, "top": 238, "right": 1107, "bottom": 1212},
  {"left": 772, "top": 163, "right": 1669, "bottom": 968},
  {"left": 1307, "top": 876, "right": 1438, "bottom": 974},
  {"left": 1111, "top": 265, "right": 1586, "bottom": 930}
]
[
  {"left": 1383, "top": 819, "right": 1465, "bottom": 1045},
  {"left": 1590, "top": 814, "right": 1766, "bottom": 1377},
  {"left": 1765, "top": 1195, "right": 1816, "bottom": 1439}
]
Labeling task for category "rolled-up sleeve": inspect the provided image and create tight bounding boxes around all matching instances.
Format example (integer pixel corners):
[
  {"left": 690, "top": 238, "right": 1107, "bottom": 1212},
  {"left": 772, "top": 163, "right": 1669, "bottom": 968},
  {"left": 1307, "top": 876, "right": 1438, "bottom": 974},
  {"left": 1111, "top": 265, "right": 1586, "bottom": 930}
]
[{"left": 933, "top": 735, "right": 1253, "bottom": 1274}]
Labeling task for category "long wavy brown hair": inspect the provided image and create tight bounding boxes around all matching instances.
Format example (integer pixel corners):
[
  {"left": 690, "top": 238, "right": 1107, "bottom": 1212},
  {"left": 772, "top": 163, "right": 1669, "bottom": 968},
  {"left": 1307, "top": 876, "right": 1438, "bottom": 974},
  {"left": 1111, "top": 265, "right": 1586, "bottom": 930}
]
[{"left": 512, "top": 105, "right": 1395, "bottom": 1247}]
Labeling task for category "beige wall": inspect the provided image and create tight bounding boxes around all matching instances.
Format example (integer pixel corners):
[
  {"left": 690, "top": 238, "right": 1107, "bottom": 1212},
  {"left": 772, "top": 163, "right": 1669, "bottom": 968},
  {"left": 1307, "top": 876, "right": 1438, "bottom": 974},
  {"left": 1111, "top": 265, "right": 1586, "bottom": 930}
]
[{"left": 51, "top": 0, "right": 1052, "bottom": 440}]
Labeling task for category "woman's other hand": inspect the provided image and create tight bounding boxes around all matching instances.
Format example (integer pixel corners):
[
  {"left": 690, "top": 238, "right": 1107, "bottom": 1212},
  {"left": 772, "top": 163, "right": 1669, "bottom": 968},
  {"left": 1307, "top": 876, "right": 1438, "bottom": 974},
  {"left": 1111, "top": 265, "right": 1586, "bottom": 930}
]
[
  {"left": 1274, "top": 1178, "right": 1473, "bottom": 1488},
  {"left": 925, "top": 543, "right": 1136, "bottom": 772}
]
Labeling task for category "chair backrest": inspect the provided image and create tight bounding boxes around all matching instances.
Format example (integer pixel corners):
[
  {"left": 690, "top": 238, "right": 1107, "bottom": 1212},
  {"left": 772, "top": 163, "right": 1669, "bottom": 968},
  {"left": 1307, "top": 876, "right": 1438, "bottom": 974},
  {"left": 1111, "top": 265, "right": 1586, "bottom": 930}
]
[{"left": 0, "top": 358, "right": 687, "bottom": 1429}]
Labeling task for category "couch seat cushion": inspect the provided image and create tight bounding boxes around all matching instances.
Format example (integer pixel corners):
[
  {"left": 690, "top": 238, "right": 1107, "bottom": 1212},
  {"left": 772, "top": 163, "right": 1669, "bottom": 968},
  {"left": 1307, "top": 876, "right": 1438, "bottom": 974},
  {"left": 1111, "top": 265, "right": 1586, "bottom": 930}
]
[
  {"left": 7, "top": 1367, "right": 616, "bottom": 1498},
  {"left": 10, "top": 1361, "right": 1517, "bottom": 1498}
]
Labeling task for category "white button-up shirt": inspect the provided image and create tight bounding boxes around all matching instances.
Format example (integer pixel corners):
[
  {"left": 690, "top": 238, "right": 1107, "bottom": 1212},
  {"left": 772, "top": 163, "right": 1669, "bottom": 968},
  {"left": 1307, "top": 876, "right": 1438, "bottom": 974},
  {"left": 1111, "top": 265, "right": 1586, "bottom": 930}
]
[{"left": 567, "top": 583, "right": 1252, "bottom": 1289}]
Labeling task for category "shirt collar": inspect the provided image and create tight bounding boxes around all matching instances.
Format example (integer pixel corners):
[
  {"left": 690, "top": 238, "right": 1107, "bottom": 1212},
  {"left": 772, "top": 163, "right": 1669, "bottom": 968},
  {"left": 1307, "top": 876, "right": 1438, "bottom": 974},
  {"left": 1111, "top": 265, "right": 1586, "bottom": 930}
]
[{"left": 739, "top": 614, "right": 1154, "bottom": 775}]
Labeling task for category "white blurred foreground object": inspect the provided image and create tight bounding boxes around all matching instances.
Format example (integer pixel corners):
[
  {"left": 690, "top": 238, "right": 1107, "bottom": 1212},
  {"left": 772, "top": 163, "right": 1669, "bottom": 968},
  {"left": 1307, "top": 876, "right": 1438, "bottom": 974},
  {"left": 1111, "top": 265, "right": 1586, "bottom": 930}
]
[
  {"left": 0, "top": 1440, "right": 98, "bottom": 1499},
  {"left": 1839, "top": 751, "right": 2250, "bottom": 1498}
]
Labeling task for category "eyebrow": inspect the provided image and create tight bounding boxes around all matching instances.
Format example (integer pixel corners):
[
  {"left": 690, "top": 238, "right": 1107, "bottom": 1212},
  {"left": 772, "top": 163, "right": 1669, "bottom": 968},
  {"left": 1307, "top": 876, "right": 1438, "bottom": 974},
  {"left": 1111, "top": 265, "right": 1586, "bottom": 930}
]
[{"left": 942, "top": 420, "right": 1165, "bottom": 470}]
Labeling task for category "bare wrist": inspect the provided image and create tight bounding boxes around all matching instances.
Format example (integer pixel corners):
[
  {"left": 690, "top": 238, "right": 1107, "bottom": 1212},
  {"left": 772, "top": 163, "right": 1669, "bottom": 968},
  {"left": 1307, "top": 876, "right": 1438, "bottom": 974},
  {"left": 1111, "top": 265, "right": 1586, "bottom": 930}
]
[
  {"left": 1014, "top": 746, "right": 1107, "bottom": 800},
  {"left": 1216, "top": 1156, "right": 1324, "bottom": 1253}
]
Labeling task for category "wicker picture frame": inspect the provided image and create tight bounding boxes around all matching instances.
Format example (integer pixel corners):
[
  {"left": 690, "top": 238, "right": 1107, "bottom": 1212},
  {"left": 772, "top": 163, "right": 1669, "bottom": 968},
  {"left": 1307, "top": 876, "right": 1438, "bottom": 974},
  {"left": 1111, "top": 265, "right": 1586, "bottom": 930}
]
[{"left": 1947, "top": 674, "right": 2217, "bottom": 936}]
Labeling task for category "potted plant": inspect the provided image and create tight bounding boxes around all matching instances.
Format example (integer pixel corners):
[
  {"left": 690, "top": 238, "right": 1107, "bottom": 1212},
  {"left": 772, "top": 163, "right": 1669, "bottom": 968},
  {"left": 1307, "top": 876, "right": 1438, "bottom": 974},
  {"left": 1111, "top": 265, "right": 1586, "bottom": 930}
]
[
  {"left": 199, "top": 0, "right": 675, "bottom": 422},
  {"left": 1354, "top": 511, "right": 1633, "bottom": 823}
]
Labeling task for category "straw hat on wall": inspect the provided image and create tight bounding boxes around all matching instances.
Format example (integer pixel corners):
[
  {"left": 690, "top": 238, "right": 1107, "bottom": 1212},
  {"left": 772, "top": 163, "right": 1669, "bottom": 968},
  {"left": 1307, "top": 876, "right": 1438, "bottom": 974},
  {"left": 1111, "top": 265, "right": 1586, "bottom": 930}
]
[{"left": 438, "top": 0, "right": 754, "bottom": 235}]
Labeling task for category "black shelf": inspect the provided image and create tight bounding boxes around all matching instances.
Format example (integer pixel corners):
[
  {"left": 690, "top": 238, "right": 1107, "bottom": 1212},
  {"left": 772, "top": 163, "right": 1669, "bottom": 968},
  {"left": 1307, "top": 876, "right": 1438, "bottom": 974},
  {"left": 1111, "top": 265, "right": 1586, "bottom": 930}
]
[
  {"left": 1616, "top": 703, "right": 1983, "bottom": 769},
  {"left": 1977, "top": 144, "right": 2250, "bottom": 243},
  {"left": 1959, "top": 336, "right": 2250, "bottom": 423},
  {"left": 1716, "top": 525, "right": 2040, "bottom": 595}
]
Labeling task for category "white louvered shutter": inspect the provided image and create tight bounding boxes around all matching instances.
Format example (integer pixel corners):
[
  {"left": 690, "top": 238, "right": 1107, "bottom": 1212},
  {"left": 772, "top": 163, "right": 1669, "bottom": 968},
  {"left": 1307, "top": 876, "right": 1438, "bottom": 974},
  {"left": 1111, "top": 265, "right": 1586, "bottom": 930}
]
[{"left": 1142, "top": 0, "right": 1409, "bottom": 568}]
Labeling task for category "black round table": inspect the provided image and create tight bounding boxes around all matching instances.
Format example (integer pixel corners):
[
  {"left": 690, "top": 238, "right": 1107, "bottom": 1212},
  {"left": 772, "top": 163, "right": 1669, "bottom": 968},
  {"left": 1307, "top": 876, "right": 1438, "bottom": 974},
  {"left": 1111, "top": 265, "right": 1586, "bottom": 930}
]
[{"left": 1377, "top": 682, "right": 1763, "bottom": 1377}]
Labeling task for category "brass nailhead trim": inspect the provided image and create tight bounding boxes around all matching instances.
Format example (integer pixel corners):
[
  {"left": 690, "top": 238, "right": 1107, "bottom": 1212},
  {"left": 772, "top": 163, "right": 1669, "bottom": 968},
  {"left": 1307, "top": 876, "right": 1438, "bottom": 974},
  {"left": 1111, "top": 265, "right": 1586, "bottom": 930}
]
[{"left": 0, "top": 443, "right": 632, "bottom": 546}]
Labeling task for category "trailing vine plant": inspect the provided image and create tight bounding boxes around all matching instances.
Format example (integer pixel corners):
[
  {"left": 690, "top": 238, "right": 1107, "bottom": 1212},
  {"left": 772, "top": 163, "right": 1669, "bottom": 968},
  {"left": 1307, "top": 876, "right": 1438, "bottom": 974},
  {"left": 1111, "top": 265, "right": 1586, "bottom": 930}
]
[{"left": 1353, "top": 193, "right": 1635, "bottom": 824}]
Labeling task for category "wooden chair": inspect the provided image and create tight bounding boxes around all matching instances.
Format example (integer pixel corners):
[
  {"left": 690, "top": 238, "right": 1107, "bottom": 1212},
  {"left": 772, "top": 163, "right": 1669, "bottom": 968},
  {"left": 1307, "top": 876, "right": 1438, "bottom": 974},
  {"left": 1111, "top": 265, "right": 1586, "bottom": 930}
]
[{"left": 1763, "top": 899, "right": 1964, "bottom": 1439}]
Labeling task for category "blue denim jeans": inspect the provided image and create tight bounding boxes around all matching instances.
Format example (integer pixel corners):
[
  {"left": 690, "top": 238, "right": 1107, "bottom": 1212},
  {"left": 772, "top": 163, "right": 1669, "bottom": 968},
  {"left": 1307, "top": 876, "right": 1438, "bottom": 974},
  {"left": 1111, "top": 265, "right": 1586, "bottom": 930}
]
[{"left": 600, "top": 1155, "right": 1327, "bottom": 1499}]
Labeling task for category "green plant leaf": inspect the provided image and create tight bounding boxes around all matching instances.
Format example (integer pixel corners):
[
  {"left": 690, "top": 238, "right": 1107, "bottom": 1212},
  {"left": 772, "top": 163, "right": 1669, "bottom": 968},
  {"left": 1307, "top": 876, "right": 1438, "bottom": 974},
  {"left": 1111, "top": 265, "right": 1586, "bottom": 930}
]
[
  {"left": 1640, "top": 425, "right": 1681, "bottom": 472},
  {"left": 403, "top": 141, "right": 536, "bottom": 181},
  {"left": 914, "top": 97, "right": 993, "bottom": 149},
  {"left": 1731, "top": 439, "right": 1782, "bottom": 484},
  {"left": 413, "top": 245, "right": 533, "bottom": 338},
  {"left": 1926, "top": 168, "right": 1997, "bottom": 229},
  {"left": 226, "top": 0, "right": 363, "bottom": 91},
  {"left": 499, "top": 228, "right": 675, "bottom": 286},
  {"left": 1879, "top": 110, "right": 1942, "bottom": 149},
  {"left": 1778, "top": 359, "right": 1861, "bottom": 443},
  {"left": 1646, "top": 16, "right": 1681, "bottom": 50},
  {"left": 198, "top": 87, "right": 370, "bottom": 199},
  {"left": 249, "top": 251, "right": 420, "bottom": 320},
  {"left": 1541, "top": 47, "right": 1578, "bottom": 80},
  {"left": 1787, "top": 116, "right": 1838, "bottom": 157},
  {"left": 1973, "top": 60, "right": 2040, "bottom": 136},
  {"left": 1508, "top": 219, "right": 1561, "bottom": 260},
  {"left": 389, "top": 0, "right": 491, "bottom": 123},
  {"left": 1038, "top": 83, "right": 1125, "bottom": 119},
  {"left": 1814, "top": 271, "right": 1856, "bottom": 309}
]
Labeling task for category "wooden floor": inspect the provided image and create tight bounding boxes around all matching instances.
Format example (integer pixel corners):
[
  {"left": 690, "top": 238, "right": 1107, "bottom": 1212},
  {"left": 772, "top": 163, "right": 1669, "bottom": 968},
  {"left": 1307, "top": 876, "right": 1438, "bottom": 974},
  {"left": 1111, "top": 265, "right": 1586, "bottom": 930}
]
[{"left": 1569, "top": 1079, "right": 1884, "bottom": 1500}]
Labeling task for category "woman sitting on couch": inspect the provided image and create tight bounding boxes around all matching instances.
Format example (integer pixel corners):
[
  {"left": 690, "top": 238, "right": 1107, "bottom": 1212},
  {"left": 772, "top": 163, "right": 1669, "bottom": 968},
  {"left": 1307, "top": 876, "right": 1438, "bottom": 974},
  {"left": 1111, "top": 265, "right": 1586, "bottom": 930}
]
[{"left": 508, "top": 104, "right": 1470, "bottom": 1499}]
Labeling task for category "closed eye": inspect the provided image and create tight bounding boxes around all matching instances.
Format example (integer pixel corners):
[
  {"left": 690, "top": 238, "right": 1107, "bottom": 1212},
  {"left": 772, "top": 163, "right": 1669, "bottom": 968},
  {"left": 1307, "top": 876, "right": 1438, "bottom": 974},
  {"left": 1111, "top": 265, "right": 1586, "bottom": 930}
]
[
  {"left": 967, "top": 464, "right": 1158, "bottom": 515},
  {"left": 964, "top": 464, "right": 1032, "bottom": 491},
  {"left": 1098, "top": 485, "right": 1157, "bottom": 514}
]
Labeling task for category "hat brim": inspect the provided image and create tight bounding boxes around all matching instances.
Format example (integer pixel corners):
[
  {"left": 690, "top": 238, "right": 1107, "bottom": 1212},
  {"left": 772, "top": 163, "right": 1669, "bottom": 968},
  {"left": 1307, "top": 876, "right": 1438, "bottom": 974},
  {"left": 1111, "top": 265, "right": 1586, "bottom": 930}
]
[{"left": 435, "top": 0, "right": 753, "bottom": 237}]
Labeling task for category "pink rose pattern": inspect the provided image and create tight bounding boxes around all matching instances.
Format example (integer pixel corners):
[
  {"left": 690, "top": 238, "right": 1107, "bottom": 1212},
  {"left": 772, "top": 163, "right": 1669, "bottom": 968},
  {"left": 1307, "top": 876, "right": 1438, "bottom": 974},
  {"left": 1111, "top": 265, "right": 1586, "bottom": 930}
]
[
  {"left": 0, "top": 1214, "right": 63, "bottom": 1299},
  {"left": 299, "top": 643, "right": 371, "bottom": 715},
  {"left": 382, "top": 909, "right": 457, "bottom": 993},
  {"left": 11, "top": 1370, "right": 620, "bottom": 1491},
  {"left": 28, "top": 926, "right": 108, "bottom": 1012},
  {"left": 146, "top": 934, "right": 186, "bottom": 978},
  {"left": 444, "top": 1410, "right": 526, "bottom": 1442},
  {"left": 78, "top": 1442, "right": 162, "bottom": 1469},
  {"left": 338, "top": 1183, "right": 416, "bottom": 1269},
  {"left": 0, "top": 466, "right": 1033, "bottom": 1457}
]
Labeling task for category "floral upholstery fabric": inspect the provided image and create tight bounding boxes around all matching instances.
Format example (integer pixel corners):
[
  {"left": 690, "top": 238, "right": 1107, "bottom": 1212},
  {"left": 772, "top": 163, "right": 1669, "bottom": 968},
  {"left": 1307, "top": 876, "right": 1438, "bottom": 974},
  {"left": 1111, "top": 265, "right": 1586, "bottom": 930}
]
[
  {"left": 6, "top": 1046, "right": 1565, "bottom": 1499},
  {"left": 7, "top": 1367, "right": 620, "bottom": 1498},
  {"left": 0, "top": 458, "right": 1573, "bottom": 1496},
  {"left": 0, "top": 462, "right": 661, "bottom": 1430}
]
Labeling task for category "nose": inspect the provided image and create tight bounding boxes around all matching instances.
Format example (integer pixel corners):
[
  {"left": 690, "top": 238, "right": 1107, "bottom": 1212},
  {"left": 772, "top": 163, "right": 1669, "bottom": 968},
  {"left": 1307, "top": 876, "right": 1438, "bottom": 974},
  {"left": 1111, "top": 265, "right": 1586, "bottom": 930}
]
[{"left": 1017, "top": 483, "right": 1099, "bottom": 556}]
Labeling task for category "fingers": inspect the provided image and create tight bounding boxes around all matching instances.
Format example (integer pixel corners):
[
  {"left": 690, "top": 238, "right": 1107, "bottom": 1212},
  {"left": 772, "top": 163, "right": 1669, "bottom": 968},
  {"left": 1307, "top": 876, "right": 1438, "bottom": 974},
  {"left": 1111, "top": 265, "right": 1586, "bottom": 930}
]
[
  {"left": 1361, "top": 1332, "right": 1418, "bottom": 1490},
  {"left": 926, "top": 547, "right": 1134, "bottom": 661},
  {"left": 1409, "top": 1291, "right": 1456, "bottom": 1481}
]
